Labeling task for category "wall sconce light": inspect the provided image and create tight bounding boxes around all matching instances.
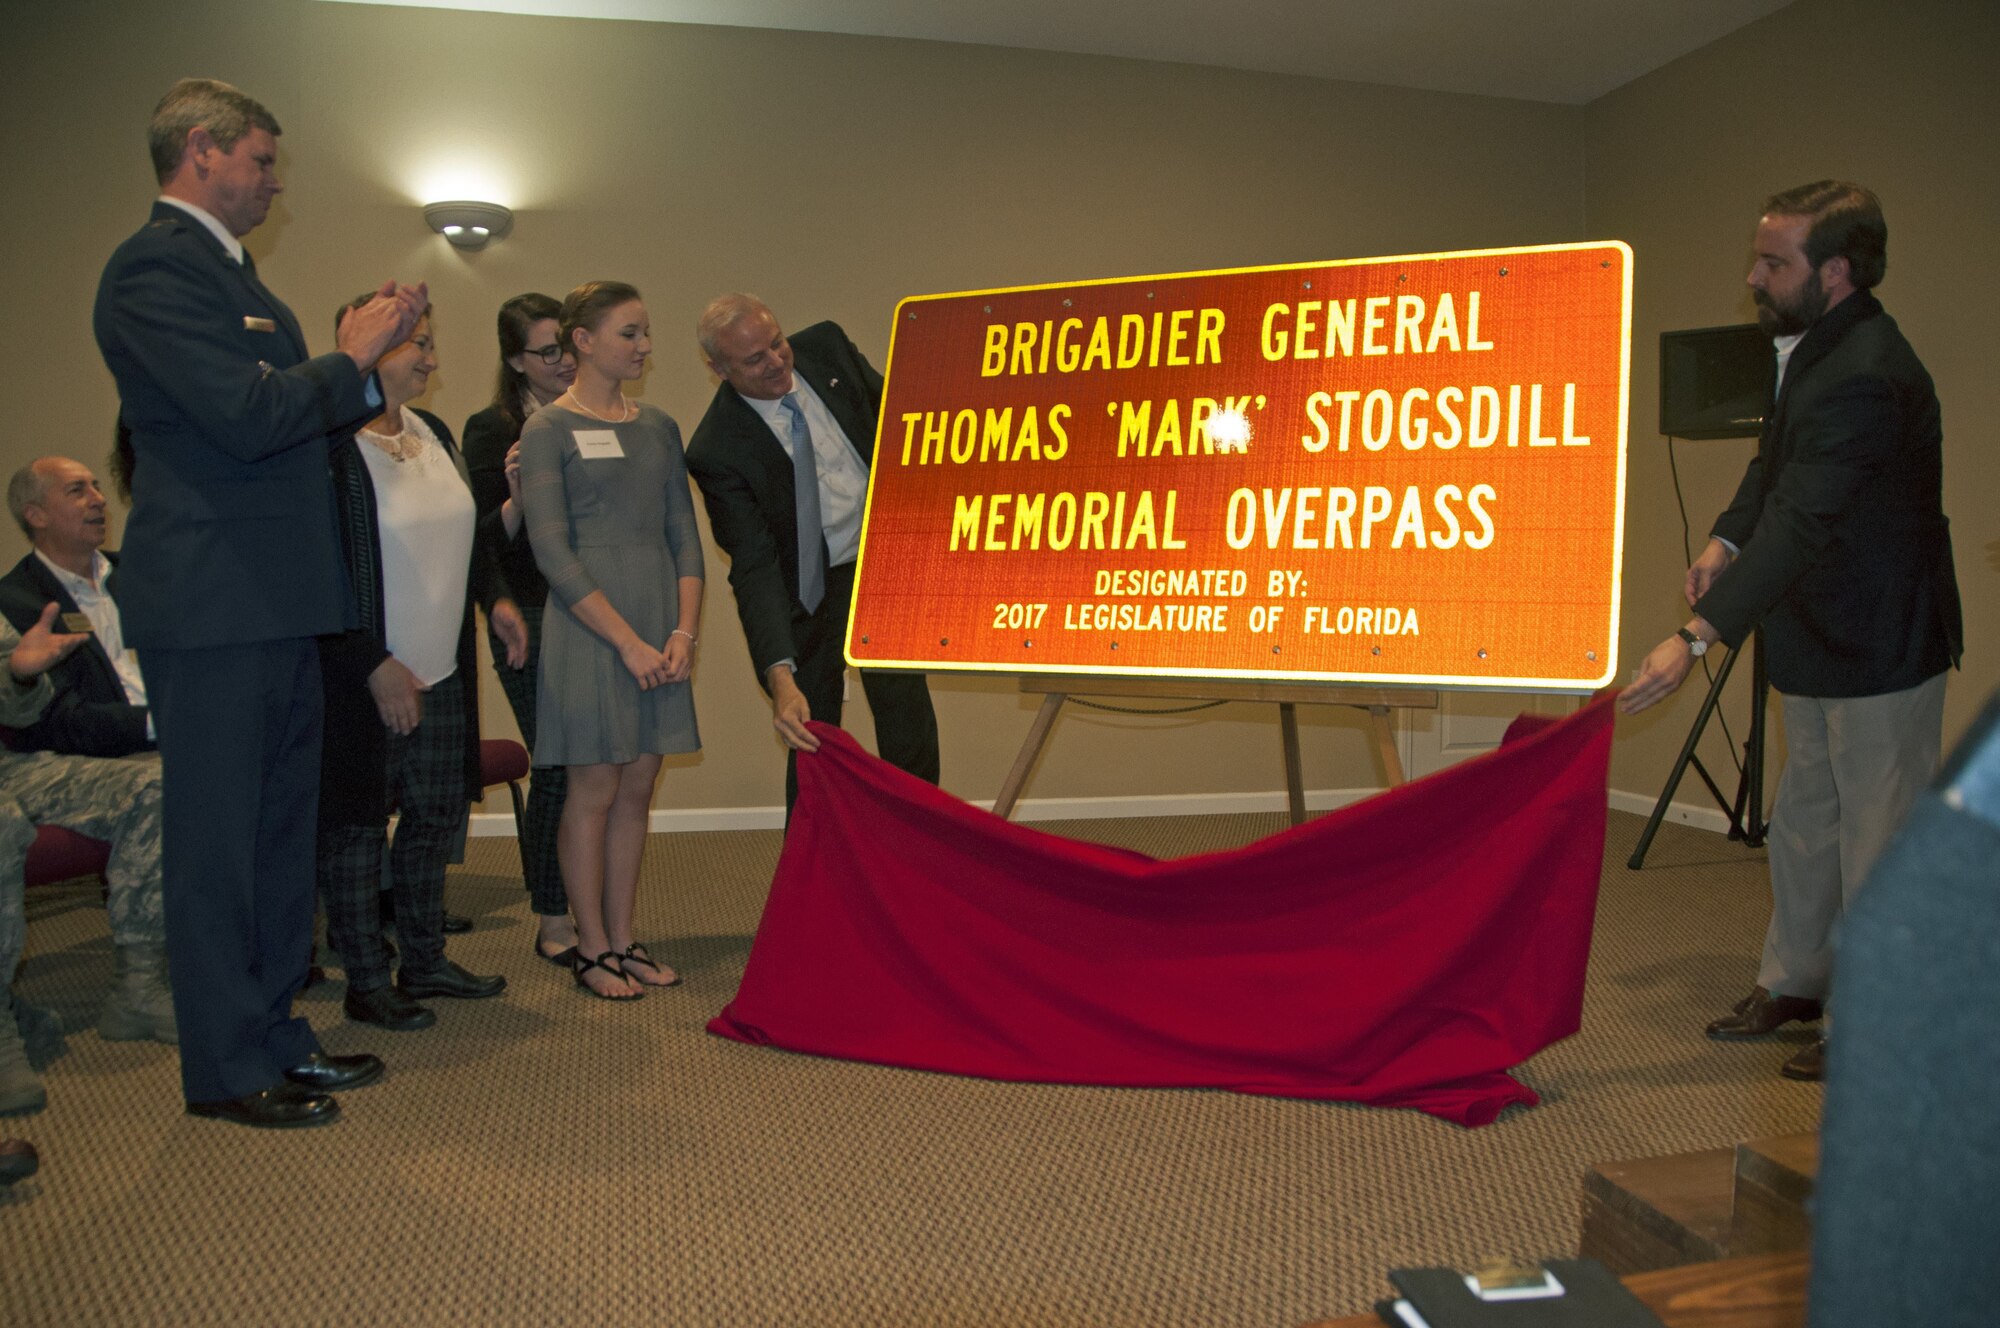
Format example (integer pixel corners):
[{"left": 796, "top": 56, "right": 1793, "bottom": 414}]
[{"left": 423, "top": 200, "right": 513, "bottom": 250}]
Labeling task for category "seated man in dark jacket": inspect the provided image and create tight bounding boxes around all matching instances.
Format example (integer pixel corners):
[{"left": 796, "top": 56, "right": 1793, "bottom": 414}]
[{"left": 0, "top": 457, "right": 153, "bottom": 757}]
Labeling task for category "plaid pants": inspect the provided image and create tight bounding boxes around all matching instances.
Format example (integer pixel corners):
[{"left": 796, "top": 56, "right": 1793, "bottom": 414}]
[
  {"left": 319, "top": 669, "right": 468, "bottom": 992},
  {"left": 490, "top": 604, "right": 568, "bottom": 917}
]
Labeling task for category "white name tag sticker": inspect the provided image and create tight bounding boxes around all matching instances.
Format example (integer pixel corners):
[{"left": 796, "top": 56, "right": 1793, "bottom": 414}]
[{"left": 573, "top": 430, "right": 625, "bottom": 460}]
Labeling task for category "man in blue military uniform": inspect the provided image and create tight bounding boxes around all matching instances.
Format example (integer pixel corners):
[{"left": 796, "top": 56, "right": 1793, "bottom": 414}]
[{"left": 93, "top": 78, "right": 427, "bottom": 1128}]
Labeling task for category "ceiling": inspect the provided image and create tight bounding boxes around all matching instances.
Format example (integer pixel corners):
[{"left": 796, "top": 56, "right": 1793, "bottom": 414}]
[{"left": 315, "top": 0, "right": 1798, "bottom": 105}]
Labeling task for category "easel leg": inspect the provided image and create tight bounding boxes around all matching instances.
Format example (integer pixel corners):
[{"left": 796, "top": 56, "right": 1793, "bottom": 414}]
[
  {"left": 1278, "top": 702, "right": 1306, "bottom": 825},
  {"left": 1628, "top": 646, "right": 1740, "bottom": 869},
  {"left": 993, "top": 692, "right": 1067, "bottom": 820},
  {"left": 1370, "top": 705, "right": 1406, "bottom": 786},
  {"left": 1741, "top": 634, "right": 1768, "bottom": 846}
]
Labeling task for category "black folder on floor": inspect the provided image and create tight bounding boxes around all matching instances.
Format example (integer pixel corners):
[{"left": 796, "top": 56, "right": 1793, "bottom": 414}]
[{"left": 1375, "top": 1258, "right": 1666, "bottom": 1327}]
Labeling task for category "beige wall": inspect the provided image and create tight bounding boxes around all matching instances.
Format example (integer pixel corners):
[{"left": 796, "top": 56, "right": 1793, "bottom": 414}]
[
  {"left": 1589, "top": 0, "right": 1999, "bottom": 800},
  {"left": 6, "top": 0, "right": 1987, "bottom": 818},
  {"left": 6, "top": 0, "right": 1583, "bottom": 814}
]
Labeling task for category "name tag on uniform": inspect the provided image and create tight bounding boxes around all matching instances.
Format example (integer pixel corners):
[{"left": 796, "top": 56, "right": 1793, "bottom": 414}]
[
  {"left": 61, "top": 613, "right": 95, "bottom": 634},
  {"left": 574, "top": 430, "right": 625, "bottom": 460},
  {"left": 244, "top": 316, "right": 277, "bottom": 333}
]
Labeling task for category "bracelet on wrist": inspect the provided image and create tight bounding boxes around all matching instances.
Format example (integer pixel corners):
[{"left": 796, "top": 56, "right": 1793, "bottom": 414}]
[{"left": 671, "top": 629, "right": 696, "bottom": 644}]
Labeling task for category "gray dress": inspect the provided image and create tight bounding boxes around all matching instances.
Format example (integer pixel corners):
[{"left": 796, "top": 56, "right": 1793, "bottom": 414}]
[{"left": 520, "top": 402, "right": 703, "bottom": 765}]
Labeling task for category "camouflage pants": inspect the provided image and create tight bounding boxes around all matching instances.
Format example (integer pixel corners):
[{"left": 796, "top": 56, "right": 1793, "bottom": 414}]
[{"left": 0, "top": 749, "right": 166, "bottom": 985}]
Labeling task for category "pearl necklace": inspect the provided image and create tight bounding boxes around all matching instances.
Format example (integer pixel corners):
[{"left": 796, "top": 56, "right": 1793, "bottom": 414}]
[{"left": 564, "top": 391, "right": 633, "bottom": 423}]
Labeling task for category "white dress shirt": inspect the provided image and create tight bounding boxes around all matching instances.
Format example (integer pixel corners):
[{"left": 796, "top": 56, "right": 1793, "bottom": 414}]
[
  {"left": 36, "top": 549, "right": 153, "bottom": 739},
  {"left": 156, "top": 195, "right": 244, "bottom": 264},
  {"left": 745, "top": 377, "right": 870, "bottom": 569}
]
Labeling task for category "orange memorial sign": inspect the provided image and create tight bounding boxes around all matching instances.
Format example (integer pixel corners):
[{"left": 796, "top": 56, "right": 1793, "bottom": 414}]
[{"left": 847, "top": 242, "right": 1631, "bottom": 690}]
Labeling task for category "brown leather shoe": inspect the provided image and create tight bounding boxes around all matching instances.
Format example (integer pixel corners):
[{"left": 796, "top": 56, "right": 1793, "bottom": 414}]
[
  {"left": 1781, "top": 1037, "right": 1826, "bottom": 1081},
  {"left": 1705, "top": 986, "right": 1823, "bottom": 1039}
]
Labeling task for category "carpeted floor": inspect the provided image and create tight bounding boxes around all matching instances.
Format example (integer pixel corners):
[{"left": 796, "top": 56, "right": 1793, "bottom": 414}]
[{"left": 0, "top": 809, "right": 1817, "bottom": 1326}]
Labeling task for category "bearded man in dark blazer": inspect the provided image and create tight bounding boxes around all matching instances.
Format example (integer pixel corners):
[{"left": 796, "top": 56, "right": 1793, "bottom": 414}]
[
  {"left": 686, "top": 295, "right": 939, "bottom": 815},
  {"left": 1620, "top": 181, "right": 1962, "bottom": 1081},
  {"left": 92, "top": 78, "right": 425, "bottom": 1128}
]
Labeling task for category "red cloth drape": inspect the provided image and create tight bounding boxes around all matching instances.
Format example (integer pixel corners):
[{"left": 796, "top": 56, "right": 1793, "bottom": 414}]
[{"left": 709, "top": 694, "right": 1617, "bottom": 1126}]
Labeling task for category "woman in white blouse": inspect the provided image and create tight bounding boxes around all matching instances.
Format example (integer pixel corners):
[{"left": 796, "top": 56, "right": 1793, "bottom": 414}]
[{"left": 317, "top": 298, "right": 528, "bottom": 1031}]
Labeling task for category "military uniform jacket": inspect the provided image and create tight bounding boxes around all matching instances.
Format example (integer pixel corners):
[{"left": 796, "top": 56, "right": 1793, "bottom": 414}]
[{"left": 92, "top": 201, "right": 371, "bottom": 650}]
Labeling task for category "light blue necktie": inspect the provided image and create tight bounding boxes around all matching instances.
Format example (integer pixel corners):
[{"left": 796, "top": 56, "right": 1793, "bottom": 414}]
[{"left": 781, "top": 393, "right": 825, "bottom": 613}]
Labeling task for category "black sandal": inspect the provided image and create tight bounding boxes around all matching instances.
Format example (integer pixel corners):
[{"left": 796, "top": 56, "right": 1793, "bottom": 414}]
[
  {"left": 620, "top": 942, "right": 681, "bottom": 988},
  {"left": 572, "top": 950, "right": 641, "bottom": 1001}
]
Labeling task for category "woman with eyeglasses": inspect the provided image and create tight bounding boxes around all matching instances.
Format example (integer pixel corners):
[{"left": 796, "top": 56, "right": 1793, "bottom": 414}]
[
  {"left": 463, "top": 293, "right": 581, "bottom": 969},
  {"left": 319, "top": 296, "right": 528, "bottom": 1029},
  {"left": 519, "top": 281, "right": 702, "bottom": 1001}
]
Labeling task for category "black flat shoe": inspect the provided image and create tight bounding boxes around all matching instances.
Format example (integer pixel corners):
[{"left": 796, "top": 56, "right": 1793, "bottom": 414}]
[
  {"left": 572, "top": 950, "right": 641, "bottom": 1002},
  {"left": 442, "top": 912, "right": 473, "bottom": 935},
  {"left": 284, "top": 1052, "right": 385, "bottom": 1092},
  {"left": 344, "top": 984, "right": 437, "bottom": 1031},
  {"left": 535, "top": 938, "right": 580, "bottom": 969},
  {"left": 186, "top": 1081, "right": 339, "bottom": 1129},
  {"left": 398, "top": 960, "right": 506, "bottom": 1001}
]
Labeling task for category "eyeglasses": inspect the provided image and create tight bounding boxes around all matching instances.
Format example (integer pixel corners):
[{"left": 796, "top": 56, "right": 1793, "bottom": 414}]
[{"left": 523, "top": 343, "right": 569, "bottom": 366}]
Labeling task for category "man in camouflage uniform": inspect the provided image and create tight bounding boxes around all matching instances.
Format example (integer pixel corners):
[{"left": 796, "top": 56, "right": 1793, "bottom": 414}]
[{"left": 2, "top": 604, "right": 171, "bottom": 1117}]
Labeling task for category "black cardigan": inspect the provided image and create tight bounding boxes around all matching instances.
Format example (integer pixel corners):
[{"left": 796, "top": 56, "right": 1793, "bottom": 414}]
[
  {"left": 318, "top": 407, "right": 511, "bottom": 828},
  {"left": 462, "top": 402, "right": 550, "bottom": 610}
]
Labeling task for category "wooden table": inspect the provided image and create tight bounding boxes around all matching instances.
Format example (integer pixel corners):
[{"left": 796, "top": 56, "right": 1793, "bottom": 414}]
[{"left": 1302, "top": 1251, "right": 1808, "bottom": 1328}]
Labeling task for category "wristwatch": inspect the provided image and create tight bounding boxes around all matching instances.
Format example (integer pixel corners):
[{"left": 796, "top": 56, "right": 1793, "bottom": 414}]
[{"left": 1675, "top": 627, "right": 1709, "bottom": 657}]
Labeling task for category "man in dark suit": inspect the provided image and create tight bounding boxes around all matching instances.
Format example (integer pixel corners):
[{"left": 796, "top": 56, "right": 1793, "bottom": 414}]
[
  {"left": 1, "top": 457, "right": 154, "bottom": 757},
  {"left": 1, "top": 456, "right": 176, "bottom": 1049},
  {"left": 686, "top": 295, "right": 939, "bottom": 815},
  {"left": 1620, "top": 181, "right": 1962, "bottom": 1080},
  {"left": 92, "top": 77, "right": 426, "bottom": 1127}
]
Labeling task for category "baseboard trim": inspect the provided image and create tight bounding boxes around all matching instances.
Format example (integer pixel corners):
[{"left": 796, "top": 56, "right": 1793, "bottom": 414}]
[
  {"left": 1605, "top": 788, "right": 1737, "bottom": 836},
  {"left": 469, "top": 786, "right": 1741, "bottom": 837}
]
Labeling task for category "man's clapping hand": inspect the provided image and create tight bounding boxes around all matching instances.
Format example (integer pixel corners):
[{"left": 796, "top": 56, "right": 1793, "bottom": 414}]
[{"left": 338, "top": 279, "right": 431, "bottom": 372}]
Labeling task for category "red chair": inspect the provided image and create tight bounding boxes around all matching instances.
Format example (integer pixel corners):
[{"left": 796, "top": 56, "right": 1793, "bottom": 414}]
[
  {"left": 479, "top": 738, "right": 532, "bottom": 881},
  {"left": 26, "top": 825, "right": 112, "bottom": 891},
  {"left": 3, "top": 725, "right": 114, "bottom": 891}
]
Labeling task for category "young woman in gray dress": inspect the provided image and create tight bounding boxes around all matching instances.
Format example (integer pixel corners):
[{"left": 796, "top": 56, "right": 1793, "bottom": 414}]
[{"left": 519, "top": 282, "right": 703, "bottom": 1000}]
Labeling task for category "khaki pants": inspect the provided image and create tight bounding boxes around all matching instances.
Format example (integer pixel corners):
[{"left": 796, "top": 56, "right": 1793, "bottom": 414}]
[{"left": 1758, "top": 672, "right": 1948, "bottom": 1003}]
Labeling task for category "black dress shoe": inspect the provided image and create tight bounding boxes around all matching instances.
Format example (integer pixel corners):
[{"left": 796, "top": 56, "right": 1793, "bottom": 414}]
[
  {"left": 1780, "top": 1037, "right": 1827, "bottom": 1081},
  {"left": 0, "top": 1138, "right": 38, "bottom": 1185},
  {"left": 284, "top": 1051, "right": 385, "bottom": 1092},
  {"left": 1705, "top": 986, "right": 1824, "bottom": 1040},
  {"left": 398, "top": 960, "right": 507, "bottom": 1001},
  {"left": 441, "top": 912, "right": 473, "bottom": 935},
  {"left": 186, "top": 1080, "right": 339, "bottom": 1129},
  {"left": 344, "top": 984, "right": 437, "bottom": 1031}
]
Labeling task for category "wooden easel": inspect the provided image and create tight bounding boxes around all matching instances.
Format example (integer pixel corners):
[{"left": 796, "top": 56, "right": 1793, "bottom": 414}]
[{"left": 993, "top": 676, "right": 1439, "bottom": 824}]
